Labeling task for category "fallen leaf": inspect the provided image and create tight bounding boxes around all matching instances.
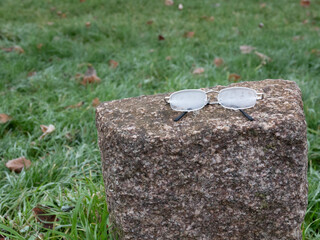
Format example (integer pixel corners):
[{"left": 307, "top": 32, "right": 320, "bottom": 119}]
[
  {"left": 81, "top": 65, "right": 101, "bottom": 85},
  {"left": 66, "top": 101, "right": 84, "bottom": 109},
  {"left": 50, "top": 7, "right": 56, "bottom": 12},
  {"left": 85, "top": 22, "right": 91, "bottom": 28},
  {"left": 61, "top": 13, "right": 67, "bottom": 18},
  {"left": 214, "top": 58, "right": 224, "bottom": 67},
  {"left": 178, "top": 3, "right": 183, "bottom": 10},
  {"left": 254, "top": 51, "right": 272, "bottom": 64},
  {"left": 201, "top": 16, "right": 214, "bottom": 21},
  {"left": 302, "top": 19, "right": 309, "bottom": 24},
  {"left": 32, "top": 206, "right": 59, "bottom": 229},
  {"left": 5, "top": 157, "right": 31, "bottom": 173},
  {"left": 166, "top": 56, "right": 172, "bottom": 60},
  {"left": 108, "top": 59, "right": 118, "bottom": 69},
  {"left": 39, "top": 124, "right": 55, "bottom": 139},
  {"left": 228, "top": 73, "right": 241, "bottom": 82},
  {"left": 184, "top": 31, "right": 195, "bottom": 38},
  {"left": 193, "top": 67, "right": 204, "bottom": 75},
  {"left": 56, "top": 11, "right": 62, "bottom": 16},
  {"left": 311, "top": 49, "right": 320, "bottom": 56},
  {"left": 27, "top": 71, "right": 37, "bottom": 77},
  {"left": 258, "top": 22, "right": 264, "bottom": 28},
  {"left": 37, "top": 43, "right": 43, "bottom": 50},
  {"left": 47, "top": 22, "right": 55, "bottom": 26},
  {"left": 0, "top": 113, "right": 12, "bottom": 123},
  {"left": 2, "top": 46, "right": 25, "bottom": 54},
  {"left": 146, "top": 20, "right": 153, "bottom": 25},
  {"left": 92, "top": 98, "right": 100, "bottom": 107},
  {"left": 300, "top": 0, "right": 310, "bottom": 7},
  {"left": 240, "top": 45, "right": 256, "bottom": 54},
  {"left": 260, "top": 3, "right": 266, "bottom": 8},
  {"left": 292, "top": 35, "right": 304, "bottom": 41},
  {"left": 158, "top": 34, "right": 165, "bottom": 41},
  {"left": 80, "top": 0, "right": 85, "bottom": 2},
  {"left": 149, "top": 49, "right": 155, "bottom": 52},
  {"left": 165, "top": 0, "right": 174, "bottom": 6}
]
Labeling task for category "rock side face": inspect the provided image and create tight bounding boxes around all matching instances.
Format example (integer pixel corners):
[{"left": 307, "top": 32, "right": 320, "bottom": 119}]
[{"left": 96, "top": 79, "right": 308, "bottom": 240}]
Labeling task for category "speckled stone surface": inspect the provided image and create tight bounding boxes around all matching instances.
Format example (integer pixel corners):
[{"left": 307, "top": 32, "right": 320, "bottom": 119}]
[{"left": 96, "top": 79, "right": 308, "bottom": 240}]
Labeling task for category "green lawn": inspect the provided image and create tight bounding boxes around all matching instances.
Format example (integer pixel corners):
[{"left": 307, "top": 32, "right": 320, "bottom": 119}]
[{"left": 0, "top": 0, "right": 319, "bottom": 239}]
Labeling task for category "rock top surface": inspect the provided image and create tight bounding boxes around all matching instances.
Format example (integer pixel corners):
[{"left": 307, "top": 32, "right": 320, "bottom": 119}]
[{"left": 96, "top": 79, "right": 308, "bottom": 240}]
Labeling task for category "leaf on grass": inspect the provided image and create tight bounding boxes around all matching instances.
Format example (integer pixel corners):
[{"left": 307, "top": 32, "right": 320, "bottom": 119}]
[
  {"left": 240, "top": 45, "right": 256, "bottom": 54},
  {"left": 47, "top": 22, "right": 55, "bottom": 26},
  {"left": 166, "top": 56, "right": 172, "bottom": 60},
  {"left": 165, "top": 0, "right": 174, "bottom": 6},
  {"left": 27, "top": 71, "right": 37, "bottom": 77},
  {"left": 108, "top": 59, "right": 119, "bottom": 69},
  {"left": 80, "top": 0, "right": 86, "bottom": 2},
  {"left": 32, "top": 206, "right": 59, "bottom": 229},
  {"left": 2, "top": 46, "right": 25, "bottom": 54},
  {"left": 92, "top": 98, "right": 100, "bottom": 107},
  {"left": 178, "top": 3, "right": 183, "bottom": 10},
  {"left": 5, "top": 157, "right": 31, "bottom": 173},
  {"left": 0, "top": 113, "right": 12, "bottom": 123},
  {"left": 85, "top": 22, "right": 91, "bottom": 28},
  {"left": 292, "top": 36, "right": 304, "bottom": 41},
  {"left": 81, "top": 65, "right": 101, "bottom": 85},
  {"left": 146, "top": 20, "right": 153, "bottom": 25},
  {"left": 65, "top": 101, "right": 84, "bottom": 109},
  {"left": 37, "top": 43, "right": 43, "bottom": 50},
  {"left": 254, "top": 51, "right": 272, "bottom": 64},
  {"left": 201, "top": 16, "right": 214, "bottom": 22},
  {"left": 300, "top": 0, "right": 310, "bottom": 7},
  {"left": 228, "top": 73, "right": 241, "bottom": 82},
  {"left": 311, "top": 49, "right": 320, "bottom": 56},
  {"left": 193, "top": 67, "right": 204, "bottom": 75},
  {"left": 260, "top": 3, "right": 266, "bottom": 8},
  {"left": 39, "top": 124, "right": 55, "bottom": 140},
  {"left": 214, "top": 58, "right": 224, "bottom": 67},
  {"left": 158, "top": 34, "right": 165, "bottom": 41},
  {"left": 184, "top": 31, "right": 195, "bottom": 38}
]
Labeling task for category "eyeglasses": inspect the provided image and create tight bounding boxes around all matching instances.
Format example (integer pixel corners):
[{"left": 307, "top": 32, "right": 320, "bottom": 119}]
[{"left": 165, "top": 87, "right": 264, "bottom": 121}]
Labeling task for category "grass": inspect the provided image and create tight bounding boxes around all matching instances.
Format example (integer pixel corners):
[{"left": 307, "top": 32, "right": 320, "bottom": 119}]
[{"left": 0, "top": 0, "right": 319, "bottom": 239}]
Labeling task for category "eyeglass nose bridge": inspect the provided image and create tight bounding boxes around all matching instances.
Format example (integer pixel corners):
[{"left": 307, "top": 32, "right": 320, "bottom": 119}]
[{"left": 205, "top": 90, "right": 220, "bottom": 105}]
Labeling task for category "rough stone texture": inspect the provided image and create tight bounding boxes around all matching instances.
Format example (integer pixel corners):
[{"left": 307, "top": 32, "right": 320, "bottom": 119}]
[{"left": 96, "top": 79, "right": 308, "bottom": 240}]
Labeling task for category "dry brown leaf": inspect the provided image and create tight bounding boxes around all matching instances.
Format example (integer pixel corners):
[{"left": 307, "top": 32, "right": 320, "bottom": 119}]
[
  {"left": 158, "top": 35, "right": 165, "bottom": 41},
  {"left": 260, "top": 3, "right": 266, "bottom": 8},
  {"left": 66, "top": 101, "right": 84, "bottom": 109},
  {"left": 32, "top": 206, "right": 59, "bottom": 229},
  {"left": 165, "top": 0, "right": 174, "bottom": 6},
  {"left": 214, "top": 58, "right": 224, "bottom": 67},
  {"left": 300, "top": 0, "right": 310, "bottom": 7},
  {"left": 166, "top": 56, "right": 172, "bottom": 61},
  {"left": 56, "top": 11, "right": 62, "bottom": 16},
  {"left": 184, "top": 32, "right": 195, "bottom": 38},
  {"left": 81, "top": 65, "right": 101, "bottom": 85},
  {"left": 193, "top": 67, "right": 204, "bottom": 75},
  {"left": 37, "top": 43, "right": 43, "bottom": 50},
  {"left": 146, "top": 20, "right": 153, "bottom": 25},
  {"left": 292, "top": 36, "right": 304, "bottom": 41},
  {"left": 254, "top": 51, "right": 272, "bottom": 64},
  {"left": 27, "top": 71, "right": 37, "bottom": 77},
  {"left": 2, "top": 46, "right": 25, "bottom": 54},
  {"left": 302, "top": 19, "right": 309, "bottom": 24},
  {"left": 92, "top": 98, "right": 100, "bottom": 107},
  {"left": 311, "top": 49, "right": 320, "bottom": 56},
  {"left": 228, "top": 73, "right": 241, "bottom": 82},
  {"left": 61, "top": 13, "right": 67, "bottom": 18},
  {"left": 85, "top": 22, "right": 91, "bottom": 28},
  {"left": 39, "top": 124, "right": 55, "bottom": 139},
  {"left": 240, "top": 45, "right": 256, "bottom": 54},
  {"left": 178, "top": 3, "right": 183, "bottom": 10},
  {"left": 201, "top": 16, "right": 214, "bottom": 22},
  {"left": 5, "top": 157, "right": 31, "bottom": 173},
  {"left": 47, "top": 22, "right": 55, "bottom": 26},
  {"left": 108, "top": 59, "right": 119, "bottom": 69},
  {"left": 0, "top": 113, "right": 12, "bottom": 123},
  {"left": 0, "top": 234, "right": 6, "bottom": 240}
]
